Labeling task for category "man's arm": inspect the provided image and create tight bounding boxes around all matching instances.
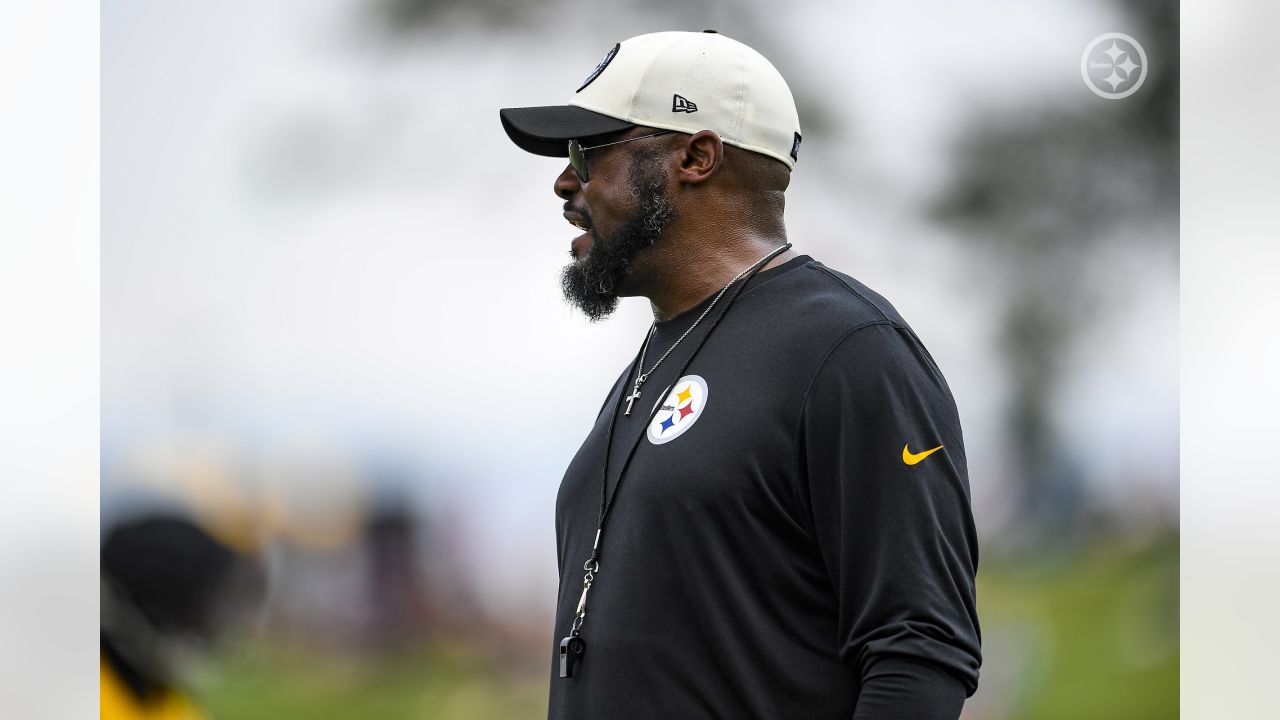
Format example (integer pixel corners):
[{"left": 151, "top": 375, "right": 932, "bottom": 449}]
[
  {"left": 851, "top": 655, "right": 968, "bottom": 718},
  {"left": 794, "top": 321, "right": 982, "bottom": 718}
]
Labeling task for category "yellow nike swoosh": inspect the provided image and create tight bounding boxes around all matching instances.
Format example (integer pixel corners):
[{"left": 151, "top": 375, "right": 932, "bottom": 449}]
[{"left": 902, "top": 444, "right": 944, "bottom": 466}]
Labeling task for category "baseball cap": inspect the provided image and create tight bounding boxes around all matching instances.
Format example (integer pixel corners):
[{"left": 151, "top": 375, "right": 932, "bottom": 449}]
[{"left": 500, "top": 30, "right": 803, "bottom": 170}]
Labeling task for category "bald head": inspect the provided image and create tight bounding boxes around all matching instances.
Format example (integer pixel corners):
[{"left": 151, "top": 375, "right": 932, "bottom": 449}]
[
  {"left": 717, "top": 143, "right": 791, "bottom": 219},
  {"left": 625, "top": 129, "right": 790, "bottom": 232},
  {"left": 721, "top": 143, "right": 792, "bottom": 193}
]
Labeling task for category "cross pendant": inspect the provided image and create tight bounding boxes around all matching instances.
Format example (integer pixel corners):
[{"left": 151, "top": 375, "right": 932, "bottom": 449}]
[{"left": 624, "top": 386, "right": 642, "bottom": 416}]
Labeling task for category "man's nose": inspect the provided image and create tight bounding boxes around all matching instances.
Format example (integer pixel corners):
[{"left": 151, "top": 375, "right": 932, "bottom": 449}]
[{"left": 554, "top": 164, "right": 582, "bottom": 200}]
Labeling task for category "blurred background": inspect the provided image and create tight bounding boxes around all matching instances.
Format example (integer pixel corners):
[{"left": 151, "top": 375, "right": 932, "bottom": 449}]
[{"left": 101, "top": 0, "right": 1178, "bottom": 718}]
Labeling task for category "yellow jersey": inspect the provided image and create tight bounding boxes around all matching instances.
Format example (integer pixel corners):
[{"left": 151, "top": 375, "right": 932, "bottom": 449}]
[{"left": 100, "top": 656, "right": 204, "bottom": 720}]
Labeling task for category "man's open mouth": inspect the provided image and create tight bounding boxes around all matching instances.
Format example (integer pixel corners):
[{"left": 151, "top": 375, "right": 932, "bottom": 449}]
[{"left": 564, "top": 211, "right": 592, "bottom": 233}]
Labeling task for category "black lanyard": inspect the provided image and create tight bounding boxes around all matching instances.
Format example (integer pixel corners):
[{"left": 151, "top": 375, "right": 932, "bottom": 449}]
[{"left": 559, "top": 243, "right": 791, "bottom": 678}]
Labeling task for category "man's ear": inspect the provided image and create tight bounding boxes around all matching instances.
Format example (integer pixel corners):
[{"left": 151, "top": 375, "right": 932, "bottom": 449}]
[{"left": 677, "top": 130, "right": 724, "bottom": 184}]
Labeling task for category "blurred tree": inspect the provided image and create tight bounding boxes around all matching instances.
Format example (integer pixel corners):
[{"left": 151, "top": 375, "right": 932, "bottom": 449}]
[
  {"left": 362, "top": 0, "right": 747, "bottom": 37},
  {"left": 930, "top": 0, "right": 1177, "bottom": 544}
]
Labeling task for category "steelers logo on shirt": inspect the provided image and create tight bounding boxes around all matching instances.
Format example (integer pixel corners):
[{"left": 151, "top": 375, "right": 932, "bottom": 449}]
[{"left": 646, "top": 374, "right": 709, "bottom": 445}]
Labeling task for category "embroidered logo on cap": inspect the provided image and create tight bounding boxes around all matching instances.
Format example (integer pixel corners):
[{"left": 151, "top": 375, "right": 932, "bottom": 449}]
[
  {"left": 790, "top": 132, "right": 802, "bottom": 162},
  {"left": 578, "top": 43, "right": 620, "bottom": 93},
  {"left": 647, "top": 375, "right": 709, "bottom": 445},
  {"left": 672, "top": 94, "right": 698, "bottom": 113}
]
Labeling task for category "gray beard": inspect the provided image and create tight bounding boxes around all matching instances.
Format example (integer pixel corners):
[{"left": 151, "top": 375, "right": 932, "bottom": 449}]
[{"left": 560, "top": 162, "right": 677, "bottom": 322}]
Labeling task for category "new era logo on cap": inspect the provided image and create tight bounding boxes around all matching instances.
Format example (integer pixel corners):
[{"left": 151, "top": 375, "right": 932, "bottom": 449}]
[{"left": 672, "top": 94, "right": 698, "bottom": 113}]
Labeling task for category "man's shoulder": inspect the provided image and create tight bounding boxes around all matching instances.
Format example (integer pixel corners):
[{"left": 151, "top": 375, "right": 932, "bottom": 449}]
[
  {"left": 764, "top": 258, "right": 911, "bottom": 337},
  {"left": 730, "top": 257, "right": 933, "bottom": 390},
  {"left": 771, "top": 261, "right": 954, "bottom": 406}
]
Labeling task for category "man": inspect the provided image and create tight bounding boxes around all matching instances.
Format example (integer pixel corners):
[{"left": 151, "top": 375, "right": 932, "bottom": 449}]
[
  {"left": 101, "top": 514, "right": 263, "bottom": 720},
  {"left": 500, "top": 30, "right": 981, "bottom": 719}
]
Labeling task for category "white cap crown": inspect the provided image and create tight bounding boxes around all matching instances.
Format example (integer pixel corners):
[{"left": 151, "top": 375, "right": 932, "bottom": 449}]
[{"left": 570, "top": 31, "right": 802, "bottom": 170}]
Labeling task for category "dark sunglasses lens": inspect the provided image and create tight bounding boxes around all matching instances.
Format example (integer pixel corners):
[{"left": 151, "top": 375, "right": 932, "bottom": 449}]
[{"left": 568, "top": 141, "right": 588, "bottom": 181}]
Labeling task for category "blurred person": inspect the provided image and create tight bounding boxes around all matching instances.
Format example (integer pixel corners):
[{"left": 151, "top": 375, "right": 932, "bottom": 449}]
[
  {"left": 363, "top": 498, "right": 429, "bottom": 649},
  {"left": 101, "top": 515, "right": 263, "bottom": 720},
  {"left": 500, "top": 31, "right": 982, "bottom": 719}
]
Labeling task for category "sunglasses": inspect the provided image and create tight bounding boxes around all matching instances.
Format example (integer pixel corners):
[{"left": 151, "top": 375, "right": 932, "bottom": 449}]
[{"left": 567, "top": 130, "right": 674, "bottom": 183}]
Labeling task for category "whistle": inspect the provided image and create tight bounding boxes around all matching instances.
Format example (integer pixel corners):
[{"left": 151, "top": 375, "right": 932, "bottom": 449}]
[{"left": 559, "top": 635, "right": 585, "bottom": 678}]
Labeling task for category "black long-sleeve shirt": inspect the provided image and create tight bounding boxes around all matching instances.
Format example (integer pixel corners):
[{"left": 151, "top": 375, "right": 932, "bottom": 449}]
[{"left": 549, "top": 255, "right": 981, "bottom": 719}]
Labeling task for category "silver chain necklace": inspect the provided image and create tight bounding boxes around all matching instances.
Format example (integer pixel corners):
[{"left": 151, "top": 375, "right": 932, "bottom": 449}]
[
  {"left": 623, "top": 244, "right": 789, "bottom": 415},
  {"left": 558, "top": 241, "right": 792, "bottom": 678}
]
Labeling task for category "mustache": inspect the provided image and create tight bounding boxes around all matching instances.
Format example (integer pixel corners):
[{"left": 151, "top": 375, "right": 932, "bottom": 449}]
[{"left": 564, "top": 203, "right": 594, "bottom": 229}]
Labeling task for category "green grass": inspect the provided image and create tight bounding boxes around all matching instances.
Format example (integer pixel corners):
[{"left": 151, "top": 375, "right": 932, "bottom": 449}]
[
  {"left": 199, "top": 642, "right": 546, "bottom": 720},
  {"left": 974, "top": 533, "right": 1179, "bottom": 719},
  {"left": 198, "top": 534, "right": 1178, "bottom": 719}
]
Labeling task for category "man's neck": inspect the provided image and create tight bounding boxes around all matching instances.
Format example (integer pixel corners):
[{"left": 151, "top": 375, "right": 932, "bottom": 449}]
[{"left": 645, "top": 236, "right": 796, "bottom": 322}]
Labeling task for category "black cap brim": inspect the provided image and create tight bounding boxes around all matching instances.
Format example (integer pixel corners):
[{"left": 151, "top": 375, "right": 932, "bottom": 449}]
[{"left": 499, "top": 105, "right": 635, "bottom": 158}]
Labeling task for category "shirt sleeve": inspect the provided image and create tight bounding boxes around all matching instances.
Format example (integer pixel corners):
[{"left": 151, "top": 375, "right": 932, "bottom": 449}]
[{"left": 794, "top": 321, "right": 982, "bottom": 716}]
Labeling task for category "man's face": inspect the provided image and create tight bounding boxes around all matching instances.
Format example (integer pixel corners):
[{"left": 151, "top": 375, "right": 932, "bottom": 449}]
[{"left": 556, "top": 128, "right": 678, "bottom": 321}]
